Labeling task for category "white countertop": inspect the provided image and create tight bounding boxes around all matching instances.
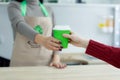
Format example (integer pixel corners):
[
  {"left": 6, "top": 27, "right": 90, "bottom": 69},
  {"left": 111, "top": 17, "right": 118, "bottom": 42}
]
[{"left": 0, "top": 65, "right": 119, "bottom": 80}]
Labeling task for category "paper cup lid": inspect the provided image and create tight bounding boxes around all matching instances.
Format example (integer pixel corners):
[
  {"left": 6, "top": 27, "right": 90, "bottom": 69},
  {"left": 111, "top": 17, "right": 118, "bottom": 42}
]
[{"left": 53, "top": 25, "right": 71, "bottom": 30}]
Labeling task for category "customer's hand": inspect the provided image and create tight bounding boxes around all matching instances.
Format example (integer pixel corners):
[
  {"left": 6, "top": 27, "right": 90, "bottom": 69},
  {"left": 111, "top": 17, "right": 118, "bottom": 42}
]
[
  {"left": 63, "top": 32, "right": 89, "bottom": 48},
  {"left": 35, "top": 34, "right": 62, "bottom": 51}
]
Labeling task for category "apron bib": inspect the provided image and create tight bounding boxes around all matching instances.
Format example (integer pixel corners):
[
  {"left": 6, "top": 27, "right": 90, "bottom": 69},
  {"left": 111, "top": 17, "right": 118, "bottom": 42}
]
[{"left": 10, "top": 1, "right": 53, "bottom": 66}]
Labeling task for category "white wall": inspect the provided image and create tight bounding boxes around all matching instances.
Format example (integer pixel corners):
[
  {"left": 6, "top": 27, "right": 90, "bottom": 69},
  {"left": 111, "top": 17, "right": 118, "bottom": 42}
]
[
  {"left": 111, "top": 0, "right": 120, "bottom": 4},
  {"left": 0, "top": 3, "right": 13, "bottom": 59},
  {"left": 82, "top": 0, "right": 112, "bottom": 4},
  {"left": 82, "top": 0, "right": 120, "bottom": 4}
]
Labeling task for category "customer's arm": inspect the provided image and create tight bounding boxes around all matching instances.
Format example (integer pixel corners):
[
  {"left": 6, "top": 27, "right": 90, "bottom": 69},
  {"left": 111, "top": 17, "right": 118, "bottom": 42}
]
[
  {"left": 86, "top": 40, "right": 120, "bottom": 68},
  {"left": 63, "top": 33, "right": 120, "bottom": 68}
]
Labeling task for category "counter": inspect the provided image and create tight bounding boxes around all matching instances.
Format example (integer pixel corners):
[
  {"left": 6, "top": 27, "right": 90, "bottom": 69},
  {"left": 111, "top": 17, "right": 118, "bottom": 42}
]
[{"left": 0, "top": 65, "right": 120, "bottom": 80}]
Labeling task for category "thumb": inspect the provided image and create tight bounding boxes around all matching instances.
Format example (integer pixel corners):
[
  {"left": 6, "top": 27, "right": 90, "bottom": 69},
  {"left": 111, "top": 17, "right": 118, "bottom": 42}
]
[
  {"left": 63, "top": 34, "right": 72, "bottom": 39},
  {"left": 49, "top": 63, "right": 53, "bottom": 67}
]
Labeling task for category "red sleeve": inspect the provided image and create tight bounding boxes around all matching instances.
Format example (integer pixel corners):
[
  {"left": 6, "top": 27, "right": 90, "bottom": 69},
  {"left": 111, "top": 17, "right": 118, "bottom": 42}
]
[{"left": 86, "top": 40, "right": 120, "bottom": 68}]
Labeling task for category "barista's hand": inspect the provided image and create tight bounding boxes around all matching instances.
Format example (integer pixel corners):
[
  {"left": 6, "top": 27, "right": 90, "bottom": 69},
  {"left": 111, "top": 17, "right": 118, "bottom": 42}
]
[
  {"left": 50, "top": 61, "right": 67, "bottom": 69},
  {"left": 35, "top": 34, "right": 62, "bottom": 51},
  {"left": 63, "top": 32, "right": 89, "bottom": 48},
  {"left": 49, "top": 54, "right": 67, "bottom": 69}
]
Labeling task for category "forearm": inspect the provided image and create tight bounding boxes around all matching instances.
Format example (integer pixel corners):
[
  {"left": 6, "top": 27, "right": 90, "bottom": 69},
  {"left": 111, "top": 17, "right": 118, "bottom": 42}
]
[
  {"left": 86, "top": 40, "right": 120, "bottom": 68},
  {"left": 80, "top": 38, "right": 90, "bottom": 48},
  {"left": 17, "top": 22, "right": 38, "bottom": 41},
  {"left": 52, "top": 53, "right": 60, "bottom": 62},
  {"left": 34, "top": 33, "right": 46, "bottom": 44},
  {"left": 8, "top": 3, "right": 38, "bottom": 42},
  {"left": 50, "top": 52, "right": 67, "bottom": 68}
]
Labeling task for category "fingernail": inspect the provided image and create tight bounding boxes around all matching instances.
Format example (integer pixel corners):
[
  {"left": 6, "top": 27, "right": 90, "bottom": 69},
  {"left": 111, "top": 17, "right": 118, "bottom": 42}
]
[
  {"left": 59, "top": 49, "right": 62, "bottom": 51},
  {"left": 59, "top": 41, "right": 61, "bottom": 44},
  {"left": 60, "top": 46, "right": 63, "bottom": 48},
  {"left": 68, "top": 39, "right": 71, "bottom": 43}
]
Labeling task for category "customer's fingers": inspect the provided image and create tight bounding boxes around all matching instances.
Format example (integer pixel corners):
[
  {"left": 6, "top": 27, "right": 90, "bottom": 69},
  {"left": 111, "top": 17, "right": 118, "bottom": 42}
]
[{"left": 63, "top": 34, "right": 72, "bottom": 39}]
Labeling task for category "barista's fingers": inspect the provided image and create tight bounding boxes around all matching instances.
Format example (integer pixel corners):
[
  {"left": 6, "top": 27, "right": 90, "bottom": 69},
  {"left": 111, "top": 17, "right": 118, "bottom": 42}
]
[
  {"left": 51, "top": 37, "right": 60, "bottom": 44},
  {"left": 60, "top": 63, "right": 67, "bottom": 68},
  {"left": 49, "top": 63, "right": 53, "bottom": 67},
  {"left": 48, "top": 45, "right": 60, "bottom": 51},
  {"left": 55, "top": 64, "right": 60, "bottom": 68},
  {"left": 50, "top": 41, "right": 61, "bottom": 48},
  {"left": 47, "top": 41, "right": 60, "bottom": 51},
  {"left": 68, "top": 39, "right": 72, "bottom": 43}
]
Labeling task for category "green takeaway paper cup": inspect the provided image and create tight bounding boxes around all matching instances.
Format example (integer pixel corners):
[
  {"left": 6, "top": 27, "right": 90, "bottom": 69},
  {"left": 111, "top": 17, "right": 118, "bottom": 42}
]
[{"left": 53, "top": 25, "right": 71, "bottom": 48}]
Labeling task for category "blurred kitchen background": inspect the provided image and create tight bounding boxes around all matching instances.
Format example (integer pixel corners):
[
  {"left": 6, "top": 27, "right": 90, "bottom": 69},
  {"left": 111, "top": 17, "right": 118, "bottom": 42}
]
[{"left": 1, "top": 0, "right": 120, "bottom": 67}]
